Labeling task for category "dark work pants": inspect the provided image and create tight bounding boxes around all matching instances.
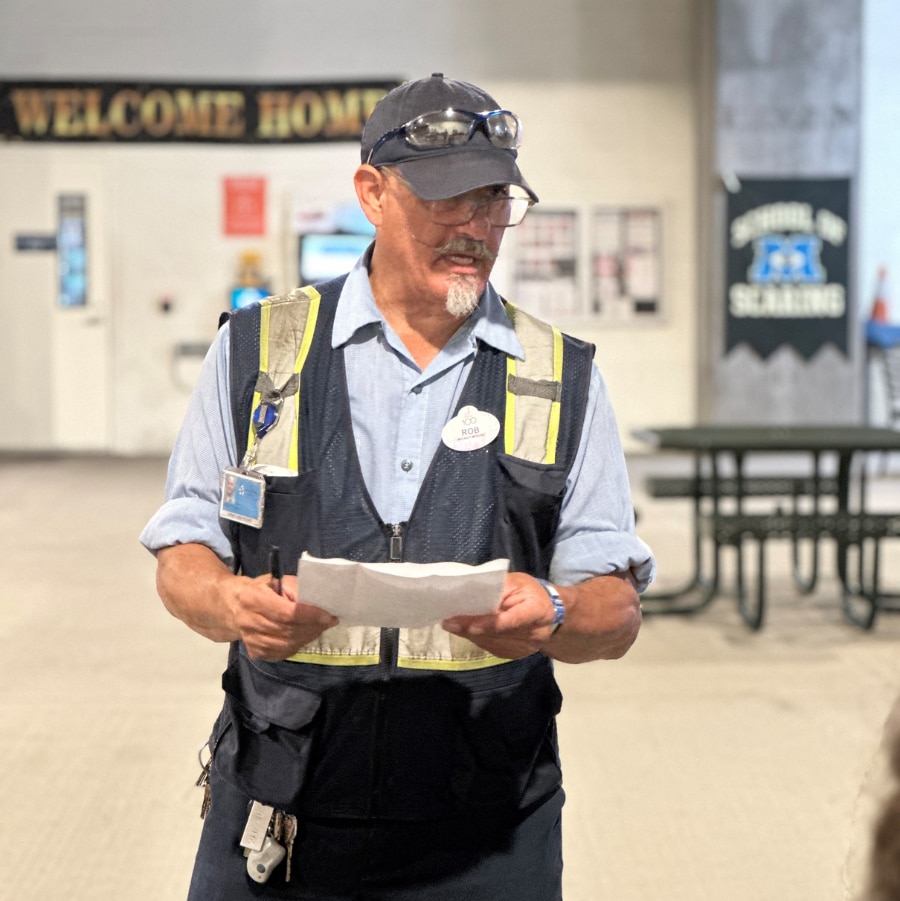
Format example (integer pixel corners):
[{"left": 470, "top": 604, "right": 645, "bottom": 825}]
[{"left": 187, "top": 769, "right": 564, "bottom": 901}]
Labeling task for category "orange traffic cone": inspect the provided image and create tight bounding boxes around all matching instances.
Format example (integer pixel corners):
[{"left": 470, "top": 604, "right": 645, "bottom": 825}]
[{"left": 870, "top": 266, "right": 891, "bottom": 323}]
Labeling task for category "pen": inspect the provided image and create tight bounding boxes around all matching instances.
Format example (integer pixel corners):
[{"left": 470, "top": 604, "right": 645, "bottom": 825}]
[{"left": 269, "top": 546, "right": 282, "bottom": 595}]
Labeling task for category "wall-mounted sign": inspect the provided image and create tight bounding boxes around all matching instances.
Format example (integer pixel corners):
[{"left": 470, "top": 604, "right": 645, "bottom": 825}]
[
  {"left": 726, "top": 178, "right": 850, "bottom": 359},
  {"left": 224, "top": 176, "right": 266, "bottom": 236},
  {"left": 15, "top": 233, "right": 56, "bottom": 252},
  {"left": 0, "top": 79, "right": 400, "bottom": 144}
]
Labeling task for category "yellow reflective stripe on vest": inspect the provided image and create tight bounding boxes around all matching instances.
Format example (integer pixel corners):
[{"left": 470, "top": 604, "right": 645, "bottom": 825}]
[
  {"left": 247, "top": 287, "right": 321, "bottom": 473},
  {"left": 503, "top": 301, "right": 564, "bottom": 465}
]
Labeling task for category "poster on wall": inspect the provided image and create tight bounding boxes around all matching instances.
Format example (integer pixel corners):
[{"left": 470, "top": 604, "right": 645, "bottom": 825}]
[
  {"left": 223, "top": 176, "right": 266, "bottom": 236},
  {"left": 725, "top": 178, "right": 850, "bottom": 359},
  {"left": 591, "top": 208, "right": 662, "bottom": 320},
  {"left": 511, "top": 210, "right": 579, "bottom": 319}
]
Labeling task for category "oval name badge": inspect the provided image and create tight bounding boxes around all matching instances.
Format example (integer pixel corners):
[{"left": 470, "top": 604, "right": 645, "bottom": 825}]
[{"left": 441, "top": 405, "right": 500, "bottom": 452}]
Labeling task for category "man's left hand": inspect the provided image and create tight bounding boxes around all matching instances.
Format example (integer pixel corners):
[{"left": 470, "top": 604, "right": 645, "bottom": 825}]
[
  {"left": 442, "top": 569, "right": 641, "bottom": 663},
  {"left": 442, "top": 571, "right": 558, "bottom": 659}
]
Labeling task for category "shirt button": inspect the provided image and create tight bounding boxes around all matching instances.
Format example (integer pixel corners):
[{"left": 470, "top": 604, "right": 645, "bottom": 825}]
[{"left": 401, "top": 459, "right": 413, "bottom": 472}]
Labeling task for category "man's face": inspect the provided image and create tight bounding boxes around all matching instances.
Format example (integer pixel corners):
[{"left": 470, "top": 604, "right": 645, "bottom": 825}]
[{"left": 373, "top": 170, "right": 507, "bottom": 313}]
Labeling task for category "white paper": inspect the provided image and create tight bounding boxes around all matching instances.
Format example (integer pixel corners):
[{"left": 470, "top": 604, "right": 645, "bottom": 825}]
[{"left": 296, "top": 553, "right": 509, "bottom": 628}]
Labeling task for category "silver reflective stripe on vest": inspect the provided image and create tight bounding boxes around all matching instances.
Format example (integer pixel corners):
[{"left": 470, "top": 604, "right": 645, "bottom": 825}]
[
  {"left": 289, "top": 625, "right": 512, "bottom": 671},
  {"left": 503, "top": 301, "right": 564, "bottom": 465},
  {"left": 248, "top": 289, "right": 563, "bottom": 670}
]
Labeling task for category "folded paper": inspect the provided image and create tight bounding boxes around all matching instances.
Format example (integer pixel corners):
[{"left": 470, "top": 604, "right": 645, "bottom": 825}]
[{"left": 296, "top": 553, "right": 509, "bottom": 628}]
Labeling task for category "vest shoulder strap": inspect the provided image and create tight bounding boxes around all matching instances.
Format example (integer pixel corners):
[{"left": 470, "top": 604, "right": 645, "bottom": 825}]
[
  {"left": 243, "top": 285, "right": 322, "bottom": 473},
  {"left": 502, "top": 300, "right": 566, "bottom": 465}
]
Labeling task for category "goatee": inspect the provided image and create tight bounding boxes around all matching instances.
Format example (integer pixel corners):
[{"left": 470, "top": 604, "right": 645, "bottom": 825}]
[{"left": 445, "top": 276, "right": 480, "bottom": 318}]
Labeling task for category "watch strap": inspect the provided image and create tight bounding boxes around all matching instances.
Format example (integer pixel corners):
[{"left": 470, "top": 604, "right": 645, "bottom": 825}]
[{"left": 537, "top": 578, "right": 565, "bottom": 633}]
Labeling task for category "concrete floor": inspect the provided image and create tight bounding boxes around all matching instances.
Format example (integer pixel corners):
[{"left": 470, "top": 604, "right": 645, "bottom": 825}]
[{"left": 2, "top": 453, "right": 900, "bottom": 900}]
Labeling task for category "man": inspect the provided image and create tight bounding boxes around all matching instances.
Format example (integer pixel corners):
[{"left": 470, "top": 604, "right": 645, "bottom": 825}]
[{"left": 141, "top": 73, "right": 654, "bottom": 900}]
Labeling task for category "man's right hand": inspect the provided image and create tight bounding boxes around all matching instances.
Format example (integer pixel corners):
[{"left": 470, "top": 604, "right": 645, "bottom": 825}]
[
  {"left": 224, "top": 572, "right": 339, "bottom": 661},
  {"left": 155, "top": 544, "right": 338, "bottom": 661}
]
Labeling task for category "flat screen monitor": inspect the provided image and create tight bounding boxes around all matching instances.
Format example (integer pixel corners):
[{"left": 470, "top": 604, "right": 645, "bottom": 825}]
[
  {"left": 230, "top": 285, "right": 269, "bottom": 310},
  {"left": 299, "top": 233, "right": 371, "bottom": 284}
]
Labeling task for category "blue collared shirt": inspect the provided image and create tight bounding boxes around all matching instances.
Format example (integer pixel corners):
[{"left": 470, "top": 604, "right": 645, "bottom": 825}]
[{"left": 140, "top": 254, "right": 655, "bottom": 589}]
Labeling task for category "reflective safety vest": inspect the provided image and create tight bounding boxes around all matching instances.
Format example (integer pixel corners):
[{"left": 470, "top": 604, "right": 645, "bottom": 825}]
[
  {"left": 217, "top": 275, "right": 596, "bottom": 819},
  {"left": 224, "top": 276, "right": 594, "bottom": 672}
]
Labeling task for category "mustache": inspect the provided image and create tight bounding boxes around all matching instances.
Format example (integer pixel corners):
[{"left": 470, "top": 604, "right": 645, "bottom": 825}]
[{"left": 432, "top": 237, "right": 497, "bottom": 262}]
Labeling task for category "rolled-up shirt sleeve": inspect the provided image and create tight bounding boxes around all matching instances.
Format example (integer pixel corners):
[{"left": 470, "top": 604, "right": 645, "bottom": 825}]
[
  {"left": 549, "top": 364, "right": 656, "bottom": 591},
  {"left": 139, "top": 326, "right": 237, "bottom": 565}
]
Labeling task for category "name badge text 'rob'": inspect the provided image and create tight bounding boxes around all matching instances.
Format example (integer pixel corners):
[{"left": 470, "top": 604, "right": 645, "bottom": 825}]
[{"left": 441, "top": 406, "right": 500, "bottom": 452}]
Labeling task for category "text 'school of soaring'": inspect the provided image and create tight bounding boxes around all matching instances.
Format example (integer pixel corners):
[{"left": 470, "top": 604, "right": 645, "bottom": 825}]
[{"left": 0, "top": 81, "right": 401, "bottom": 143}]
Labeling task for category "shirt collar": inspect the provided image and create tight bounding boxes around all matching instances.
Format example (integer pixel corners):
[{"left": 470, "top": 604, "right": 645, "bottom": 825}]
[{"left": 332, "top": 248, "right": 524, "bottom": 361}]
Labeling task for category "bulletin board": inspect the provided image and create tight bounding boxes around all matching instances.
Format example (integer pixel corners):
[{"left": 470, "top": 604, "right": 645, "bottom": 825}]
[
  {"left": 590, "top": 207, "right": 662, "bottom": 320},
  {"left": 511, "top": 209, "right": 579, "bottom": 318},
  {"left": 511, "top": 206, "right": 663, "bottom": 322}
]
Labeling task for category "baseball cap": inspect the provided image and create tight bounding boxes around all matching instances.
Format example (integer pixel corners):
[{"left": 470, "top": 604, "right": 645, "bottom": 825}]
[{"left": 361, "top": 73, "right": 538, "bottom": 202}]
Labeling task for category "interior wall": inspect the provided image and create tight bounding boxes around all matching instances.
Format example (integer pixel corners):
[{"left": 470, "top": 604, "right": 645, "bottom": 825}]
[
  {"left": 0, "top": 0, "right": 698, "bottom": 85},
  {"left": 0, "top": 154, "right": 55, "bottom": 449},
  {"left": 0, "top": 0, "right": 702, "bottom": 455},
  {"left": 705, "top": 0, "right": 864, "bottom": 425}
]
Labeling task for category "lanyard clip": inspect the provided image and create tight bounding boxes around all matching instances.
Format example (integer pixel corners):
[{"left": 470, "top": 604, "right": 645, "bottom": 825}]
[
  {"left": 242, "top": 371, "right": 300, "bottom": 468},
  {"left": 252, "top": 396, "right": 283, "bottom": 440}
]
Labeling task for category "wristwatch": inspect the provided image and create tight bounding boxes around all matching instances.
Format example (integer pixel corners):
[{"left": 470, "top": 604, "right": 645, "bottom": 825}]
[{"left": 537, "top": 579, "right": 565, "bottom": 634}]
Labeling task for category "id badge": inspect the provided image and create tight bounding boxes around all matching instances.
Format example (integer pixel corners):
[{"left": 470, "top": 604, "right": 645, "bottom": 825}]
[{"left": 220, "top": 466, "right": 266, "bottom": 528}]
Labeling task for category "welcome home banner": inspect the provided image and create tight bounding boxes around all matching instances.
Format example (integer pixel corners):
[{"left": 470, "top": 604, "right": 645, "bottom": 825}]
[{"left": 0, "top": 79, "right": 401, "bottom": 144}]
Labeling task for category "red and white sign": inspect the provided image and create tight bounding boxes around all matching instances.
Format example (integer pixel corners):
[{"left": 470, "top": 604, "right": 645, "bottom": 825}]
[{"left": 223, "top": 176, "right": 266, "bottom": 236}]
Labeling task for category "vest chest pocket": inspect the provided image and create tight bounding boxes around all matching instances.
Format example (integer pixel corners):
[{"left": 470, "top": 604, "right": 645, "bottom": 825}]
[
  {"left": 492, "top": 454, "right": 569, "bottom": 575},
  {"left": 236, "top": 470, "right": 320, "bottom": 576}
]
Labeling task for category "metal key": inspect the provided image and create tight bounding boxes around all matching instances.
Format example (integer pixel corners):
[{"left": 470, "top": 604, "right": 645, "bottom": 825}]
[
  {"left": 195, "top": 744, "right": 211, "bottom": 787},
  {"left": 196, "top": 743, "right": 212, "bottom": 819},
  {"left": 272, "top": 809, "right": 283, "bottom": 844},
  {"left": 282, "top": 814, "right": 298, "bottom": 882},
  {"left": 200, "top": 781, "right": 212, "bottom": 820}
]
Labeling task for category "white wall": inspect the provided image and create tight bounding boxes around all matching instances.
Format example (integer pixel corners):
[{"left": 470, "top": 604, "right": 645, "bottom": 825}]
[{"left": 0, "top": 0, "right": 701, "bottom": 454}]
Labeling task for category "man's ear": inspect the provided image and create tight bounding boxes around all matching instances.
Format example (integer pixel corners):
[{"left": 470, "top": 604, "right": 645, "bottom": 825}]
[{"left": 353, "top": 165, "right": 386, "bottom": 228}]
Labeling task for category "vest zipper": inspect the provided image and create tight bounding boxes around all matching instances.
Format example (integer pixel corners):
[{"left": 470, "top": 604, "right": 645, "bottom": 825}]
[
  {"left": 378, "top": 522, "right": 404, "bottom": 674},
  {"left": 369, "top": 522, "right": 405, "bottom": 816}
]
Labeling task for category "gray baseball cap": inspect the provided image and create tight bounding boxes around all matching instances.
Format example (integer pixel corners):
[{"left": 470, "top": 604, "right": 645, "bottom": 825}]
[{"left": 361, "top": 73, "right": 538, "bottom": 202}]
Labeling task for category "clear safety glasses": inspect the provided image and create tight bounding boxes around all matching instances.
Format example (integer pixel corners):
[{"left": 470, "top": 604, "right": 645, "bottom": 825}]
[
  {"left": 366, "top": 108, "right": 523, "bottom": 165},
  {"left": 382, "top": 168, "right": 535, "bottom": 228}
]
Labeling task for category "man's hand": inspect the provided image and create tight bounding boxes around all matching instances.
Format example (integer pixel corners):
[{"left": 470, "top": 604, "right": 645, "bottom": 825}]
[
  {"left": 225, "top": 573, "right": 339, "bottom": 661},
  {"left": 443, "top": 569, "right": 641, "bottom": 663},
  {"left": 442, "top": 571, "right": 558, "bottom": 660},
  {"left": 155, "top": 544, "right": 337, "bottom": 661}
]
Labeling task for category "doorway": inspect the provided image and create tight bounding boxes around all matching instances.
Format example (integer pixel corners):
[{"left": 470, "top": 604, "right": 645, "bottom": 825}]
[{"left": 0, "top": 148, "right": 111, "bottom": 452}]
